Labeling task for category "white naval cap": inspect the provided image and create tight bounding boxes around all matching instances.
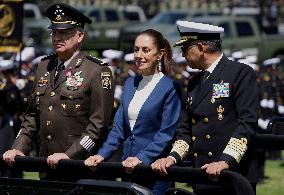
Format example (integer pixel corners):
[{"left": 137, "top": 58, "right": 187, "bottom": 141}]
[
  {"left": 263, "top": 57, "right": 281, "bottom": 66},
  {"left": 124, "top": 53, "right": 134, "bottom": 62},
  {"left": 0, "top": 60, "right": 16, "bottom": 71},
  {"left": 102, "top": 49, "right": 123, "bottom": 60},
  {"left": 16, "top": 47, "right": 35, "bottom": 62},
  {"left": 175, "top": 20, "right": 224, "bottom": 46}
]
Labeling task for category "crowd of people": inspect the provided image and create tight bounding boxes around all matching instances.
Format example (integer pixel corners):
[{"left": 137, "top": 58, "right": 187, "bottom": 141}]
[{"left": 1, "top": 2, "right": 284, "bottom": 195}]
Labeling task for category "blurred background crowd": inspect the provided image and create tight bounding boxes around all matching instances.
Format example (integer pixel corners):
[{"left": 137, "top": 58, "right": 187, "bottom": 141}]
[{"left": 1, "top": 0, "right": 284, "bottom": 192}]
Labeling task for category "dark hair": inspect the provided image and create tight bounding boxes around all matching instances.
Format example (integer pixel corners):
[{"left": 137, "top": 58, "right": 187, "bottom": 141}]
[
  {"left": 188, "top": 39, "right": 222, "bottom": 53},
  {"left": 137, "top": 29, "right": 174, "bottom": 75}
]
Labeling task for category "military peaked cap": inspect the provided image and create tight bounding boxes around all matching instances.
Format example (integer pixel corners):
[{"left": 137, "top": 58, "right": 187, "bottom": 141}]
[{"left": 46, "top": 3, "right": 92, "bottom": 30}]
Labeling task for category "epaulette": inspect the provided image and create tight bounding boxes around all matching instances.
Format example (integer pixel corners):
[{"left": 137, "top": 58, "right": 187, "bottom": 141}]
[
  {"left": 86, "top": 55, "right": 108, "bottom": 66},
  {"left": 41, "top": 53, "right": 57, "bottom": 61}
]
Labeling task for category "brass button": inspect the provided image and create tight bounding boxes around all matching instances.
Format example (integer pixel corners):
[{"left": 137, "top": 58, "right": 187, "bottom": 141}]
[
  {"left": 36, "top": 92, "right": 40, "bottom": 96},
  {"left": 46, "top": 121, "right": 51, "bottom": 126},
  {"left": 192, "top": 136, "right": 196, "bottom": 142},
  {"left": 203, "top": 117, "right": 209, "bottom": 123},
  {"left": 208, "top": 152, "right": 213, "bottom": 157},
  {"left": 48, "top": 106, "right": 53, "bottom": 111},
  {"left": 192, "top": 118, "right": 196, "bottom": 124},
  {"left": 47, "top": 135, "right": 52, "bottom": 141},
  {"left": 51, "top": 92, "right": 55, "bottom": 97},
  {"left": 205, "top": 134, "right": 211, "bottom": 140},
  {"left": 194, "top": 153, "right": 198, "bottom": 157},
  {"left": 69, "top": 96, "right": 73, "bottom": 99}
]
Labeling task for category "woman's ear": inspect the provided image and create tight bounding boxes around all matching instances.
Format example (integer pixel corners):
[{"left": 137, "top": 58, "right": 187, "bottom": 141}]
[{"left": 158, "top": 49, "right": 165, "bottom": 60}]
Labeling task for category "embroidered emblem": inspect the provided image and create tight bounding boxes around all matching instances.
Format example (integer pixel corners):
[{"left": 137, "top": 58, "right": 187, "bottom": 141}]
[
  {"left": 217, "top": 105, "right": 225, "bottom": 120},
  {"left": 38, "top": 77, "right": 48, "bottom": 87},
  {"left": 101, "top": 72, "right": 111, "bottom": 89},
  {"left": 65, "top": 71, "right": 84, "bottom": 90},
  {"left": 212, "top": 81, "right": 230, "bottom": 98}
]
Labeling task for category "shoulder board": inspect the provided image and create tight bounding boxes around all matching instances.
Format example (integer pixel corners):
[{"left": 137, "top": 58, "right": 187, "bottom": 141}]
[
  {"left": 41, "top": 53, "right": 57, "bottom": 61},
  {"left": 86, "top": 55, "right": 108, "bottom": 66}
]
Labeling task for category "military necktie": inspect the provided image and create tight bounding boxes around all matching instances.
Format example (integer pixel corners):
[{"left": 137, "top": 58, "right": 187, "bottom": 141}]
[
  {"left": 200, "top": 70, "right": 210, "bottom": 85},
  {"left": 54, "top": 61, "right": 65, "bottom": 84}
]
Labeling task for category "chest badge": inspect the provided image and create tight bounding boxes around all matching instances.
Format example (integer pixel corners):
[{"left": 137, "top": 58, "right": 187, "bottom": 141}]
[
  {"left": 217, "top": 105, "right": 225, "bottom": 120},
  {"left": 65, "top": 70, "right": 84, "bottom": 90},
  {"left": 212, "top": 80, "right": 230, "bottom": 99},
  {"left": 101, "top": 72, "right": 112, "bottom": 89},
  {"left": 38, "top": 71, "right": 49, "bottom": 87}
]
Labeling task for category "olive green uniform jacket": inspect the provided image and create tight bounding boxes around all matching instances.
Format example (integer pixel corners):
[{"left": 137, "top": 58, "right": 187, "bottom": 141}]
[{"left": 12, "top": 51, "right": 114, "bottom": 159}]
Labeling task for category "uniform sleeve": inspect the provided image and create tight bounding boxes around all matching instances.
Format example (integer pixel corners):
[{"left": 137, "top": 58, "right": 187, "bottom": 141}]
[
  {"left": 168, "top": 111, "right": 191, "bottom": 163},
  {"left": 136, "top": 84, "right": 182, "bottom": 164},
  {"left": 65, "top": 65, "right": 114, "bottom": 159},
  {"left": 168, "top": 85, "right": 192, "bottom": 164},
  {"left": 221, "top": 66, "right": 259, "bottom": 169},
  {"left": 12, "top": 76, "right": 38, "bottom": 154}
]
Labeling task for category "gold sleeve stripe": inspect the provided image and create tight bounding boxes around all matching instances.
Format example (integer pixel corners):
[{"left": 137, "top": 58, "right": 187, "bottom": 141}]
[
  {"left": 223, "top": 137, "right": 248, "bottom": 163},
  {"left": 170, "top": 140, "right": 190, "bottom": 160}
]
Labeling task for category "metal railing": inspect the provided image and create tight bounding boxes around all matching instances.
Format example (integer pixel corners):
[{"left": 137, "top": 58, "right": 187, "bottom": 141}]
[{"left": 0, "top": 156, "right": 255, "bottom": 195}]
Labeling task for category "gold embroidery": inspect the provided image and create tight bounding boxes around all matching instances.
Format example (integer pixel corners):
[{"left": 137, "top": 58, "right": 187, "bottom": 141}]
[
  {"left": 171, "top": 140, "right": 190, "bottom": 160},
  {"left": 223, "top": 137, "right": 248, "bottom": 163}
]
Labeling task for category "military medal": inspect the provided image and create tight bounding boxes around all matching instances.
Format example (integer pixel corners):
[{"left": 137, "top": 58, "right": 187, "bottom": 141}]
[
  {"left": 212, "top": 80, "right": 230, "bottom": 99},
  {"left": 101, "top": 72, "right": 112, "bottom": 89},
  {"left": 217, "top": 105, "right": 225, "bottom": 120},
  {"left": 65, "top": 71, "right": 84, "bottom": 90}
]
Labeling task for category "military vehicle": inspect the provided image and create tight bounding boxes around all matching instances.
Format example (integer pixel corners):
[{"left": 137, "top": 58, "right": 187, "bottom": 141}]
[
  {"left": 119, "top": 9, "right": 222, "bottom": 53},
  {"left": 164, "top": 15, "right": 284, "bottom": 62}
]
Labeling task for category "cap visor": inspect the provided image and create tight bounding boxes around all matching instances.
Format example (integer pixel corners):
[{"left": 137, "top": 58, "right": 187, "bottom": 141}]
[{"left": 48, "top": 23, "right": 76, "bottom": 30}]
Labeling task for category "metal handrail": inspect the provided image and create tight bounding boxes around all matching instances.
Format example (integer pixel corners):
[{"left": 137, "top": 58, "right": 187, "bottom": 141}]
[{"left": 0, "top": 156, "right": 254, "bottom": 195}]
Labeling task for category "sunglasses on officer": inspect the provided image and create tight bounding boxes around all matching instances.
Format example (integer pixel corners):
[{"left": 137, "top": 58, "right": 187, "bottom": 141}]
[{"left": 181, "top": 42, "right": 198, "bottom": 53}]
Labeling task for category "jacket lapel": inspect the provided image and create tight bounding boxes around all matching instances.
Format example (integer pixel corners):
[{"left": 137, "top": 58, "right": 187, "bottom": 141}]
[
  {"left": 45, "top": 55, "right": 57, "bottom": 89},
  {"left": 124, "top": 75, "right": 142, "bottom": 130},
  {"left": 53, "top": 51, "right": 86, "bottom": 90},
  {"left": 190, "top": 55, "right": 227, "bottom": 112}
]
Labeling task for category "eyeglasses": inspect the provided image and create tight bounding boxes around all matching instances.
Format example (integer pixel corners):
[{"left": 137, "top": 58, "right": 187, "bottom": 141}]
[
  {"left": 181, "top": 44, "right": 197, "bottom": 53},
  {"left": 49, "top": 29, "right": 77, "bottom": 39}
]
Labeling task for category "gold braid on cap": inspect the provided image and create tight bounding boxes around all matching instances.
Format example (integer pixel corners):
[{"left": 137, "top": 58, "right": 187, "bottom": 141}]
[
  {"left": 223, "top": 137, "right": 248, "bottom": 163},
  {"left": 181, "top": 35, "right": 198, "bottom": 40},
  {"left": 170, "top": 140, "right": 190, "bottom": 160},
  {"left": 52, "top": 20, "right": 77, "bottom": 25}
]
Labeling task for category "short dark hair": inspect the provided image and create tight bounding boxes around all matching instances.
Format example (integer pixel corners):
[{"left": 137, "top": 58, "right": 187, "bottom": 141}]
[{"left": 200, "top": 40, "right": 222, "bottom": 53}]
